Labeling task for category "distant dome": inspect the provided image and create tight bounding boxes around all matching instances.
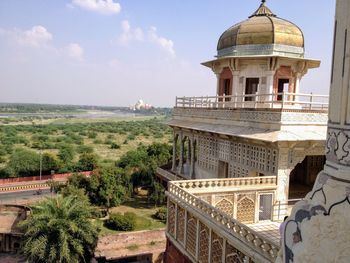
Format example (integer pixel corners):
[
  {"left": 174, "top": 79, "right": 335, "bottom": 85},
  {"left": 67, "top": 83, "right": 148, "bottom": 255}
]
[{"left": 217, "top": 1, "right": 304, "bottom": 58}]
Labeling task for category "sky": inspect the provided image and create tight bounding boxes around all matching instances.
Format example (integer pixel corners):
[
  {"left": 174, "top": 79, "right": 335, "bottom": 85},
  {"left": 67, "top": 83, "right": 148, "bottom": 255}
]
[{"left": 0, "top": 0, "right": 336, "bottom": 107}]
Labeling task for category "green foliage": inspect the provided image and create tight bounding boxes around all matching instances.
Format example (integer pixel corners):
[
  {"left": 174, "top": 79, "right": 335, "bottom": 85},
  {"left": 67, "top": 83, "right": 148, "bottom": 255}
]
[
  {"left": 148, "top": 181, "right": 166, "bottom": 207},
  {"left": 0, "top": 156, "right": 6, "bottom": 164},
  {"left": 0, "top": 168, "right": 11, "bottom": 178},
  {"left": 58, "top": 144, "right": 75, "bottom": 163},
  {"left": 7, "top": 148, "right": 40, "bottom": 177},
  {"left": 42, "top": 152, "right": 62, "bottom": 174},
  {"left": 154, "top": 207, "right": 167, "bottom": 222},
  {"left": 77, "top": 145, "right": 94, "bottom": 154},
  {"left": 127, "top": 134, "right": 136, "bottom": 141},
  {"left": 110, "top": 142, "right": 120, "bottom": 149},
  {"left": 93, "top": 139, "right": 103, "bottom": 144},
  {"left": 87, "top": 132, "right": 97, "bottom": 139},
  {"left": 105, "top": 212, "right": 136, "bottom": 231},
  {"left": 89, "top": 167, "right": 127, "bottom": 210},
  {"left": 20, "top": 195, "right": 99, "bottom": 263},
  {"left": 62, "top": 168, "right": 128, "bottom": 210},
  {"left": 117, "top": 143, "right": 172, "bottom": 191},
  {"left": 0, "top": 118, "right": 172, "bottom": 180},
  {"left": 60, "top": 184, "right": 90, "bottom": 204},
  {"left": 76, "top": 153, "right": 98, "bottom": 171}
]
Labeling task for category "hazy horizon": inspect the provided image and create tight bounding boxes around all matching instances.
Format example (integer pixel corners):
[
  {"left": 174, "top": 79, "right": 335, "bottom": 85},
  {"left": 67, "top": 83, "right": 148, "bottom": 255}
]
[{"left": 0, "top": 0, "right": 336, "bottom": 107}]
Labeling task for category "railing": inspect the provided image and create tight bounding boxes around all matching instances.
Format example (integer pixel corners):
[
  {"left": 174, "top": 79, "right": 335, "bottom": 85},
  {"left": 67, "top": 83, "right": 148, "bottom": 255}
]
[
  {"left": 156, "top": 167, "right": 184, "bottom": 181},
  {"left": 171, "top": 176, "right": 277, "bottom": 192},
  {"left": 175, "top": 92, "right": 329, "bottom": 111},
  {"left": 167, "top": 181, "right": 280, "bottom": 262}
]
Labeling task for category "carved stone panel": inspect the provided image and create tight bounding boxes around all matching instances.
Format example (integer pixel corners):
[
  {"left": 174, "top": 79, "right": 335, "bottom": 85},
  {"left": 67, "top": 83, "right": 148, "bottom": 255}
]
[
  {"left": 215, "top": 198, "right": 234, "bottom": 217},
  {"left": 236, "top": 195, "right": 255, "bottom": 223},
  {"left": 168, "top": 201, "right": 176, "bottom": 236},
  {"left": 186, "top": 213, "right": 197, "bottom": 257},
  {"left": 211, "top": 232, "right": 223, "bottom": 263},
  {"left": 226, "top": 242, "right": 246, "bottom": 263},
  {"left": 177, "top": 206, "right": 185, "bottom": 243},
  {"left": 198, "top": 222, "right": 209, "bottom": 263}
]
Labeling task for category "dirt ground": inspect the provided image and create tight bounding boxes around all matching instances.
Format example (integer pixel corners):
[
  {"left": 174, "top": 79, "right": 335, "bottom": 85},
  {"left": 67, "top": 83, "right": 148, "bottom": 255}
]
[{"left": 95, "top": 229, "right": 166, "bottom": 262}]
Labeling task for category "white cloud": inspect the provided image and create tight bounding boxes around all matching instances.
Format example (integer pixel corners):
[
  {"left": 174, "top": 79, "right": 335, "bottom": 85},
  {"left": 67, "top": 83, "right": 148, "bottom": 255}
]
[
  {"left": 118, "top": 20, "right": 144, "bottom": 45},
  {"left": 64, "top": 43, "right": 84, "bottom": 60},
  {"left": 12, "top": 25, "right": 53, "bottom": 48},
  {"left": 117, "top": 20, "right": 175, "bottom": 57},
  {"left": 0, "top": 26, "right": 86, "bottom": 62},
  {"left": 71, "top": 0, "right": 121, "bottom": 15},
  {"left": 148, "top": 26, "right": 175, "bottom": 57}
]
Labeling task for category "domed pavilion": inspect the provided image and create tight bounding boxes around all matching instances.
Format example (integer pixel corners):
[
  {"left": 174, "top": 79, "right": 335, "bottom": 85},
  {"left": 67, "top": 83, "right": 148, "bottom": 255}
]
[{"left": 202, "top": 0, "right": 321, "bottom": 102}]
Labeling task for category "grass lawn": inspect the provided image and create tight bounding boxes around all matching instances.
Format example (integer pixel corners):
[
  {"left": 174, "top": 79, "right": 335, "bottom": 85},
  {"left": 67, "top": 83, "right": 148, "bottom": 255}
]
[{"left": 95, "top": 195, "right": 166, "bottom": 236}]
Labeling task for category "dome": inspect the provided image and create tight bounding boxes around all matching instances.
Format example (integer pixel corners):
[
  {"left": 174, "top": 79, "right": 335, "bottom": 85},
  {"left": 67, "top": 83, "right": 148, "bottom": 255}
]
[{"left": 217, "top": 1, "right": 305, "bottom": 58}]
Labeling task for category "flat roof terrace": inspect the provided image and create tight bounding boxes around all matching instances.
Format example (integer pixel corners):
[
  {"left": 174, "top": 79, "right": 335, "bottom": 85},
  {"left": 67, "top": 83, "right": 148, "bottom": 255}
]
[{"left": 171, "top": 92, "right": 328, "bottom": 138}]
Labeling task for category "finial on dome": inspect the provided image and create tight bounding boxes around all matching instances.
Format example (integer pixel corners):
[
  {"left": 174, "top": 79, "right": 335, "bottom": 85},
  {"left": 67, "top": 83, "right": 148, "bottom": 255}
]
[{"left": 249, "top": 0, "right": 276, "bottom": 18}]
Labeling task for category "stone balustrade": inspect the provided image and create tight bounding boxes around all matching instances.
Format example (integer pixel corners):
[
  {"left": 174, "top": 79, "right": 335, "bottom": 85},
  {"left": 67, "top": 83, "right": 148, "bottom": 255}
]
[
  {"left": 166, "top": 179, "right": 280, "bottom": 263},
  {"left": 176, "top": 92, "right": 328, "bottom": 111},
  {"left": 156, "top": 167, "right": 184, "bottom": 181},
  {"left": 170, "top": 176, "right": 277, "bottom": 193}
]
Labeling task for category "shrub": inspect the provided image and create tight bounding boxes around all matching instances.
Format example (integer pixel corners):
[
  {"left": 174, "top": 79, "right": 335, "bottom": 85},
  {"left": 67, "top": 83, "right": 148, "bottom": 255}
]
[
  {"left": 77, "top": 145, "right": 94, "bottom": 154},
  {"left": 127, "top": 134, "right": 135, "bottom": 141},
  {"left": 154, "top": 207, "right": 167, "bottom": 222},
  {"left": 0, "top": 156, "right": 6, "bottom": 164},
  {"left": 91, "top": 209, "right": 107, "bottom": 219},
  {"left": 93, "top": 139, "right": 103, "bottom": 144},
  {"left": 110, "top": 143, "right": 120, "bottom": 149},
  {"left": 105, "top": 212, "right": 136, "bottom": 231}
]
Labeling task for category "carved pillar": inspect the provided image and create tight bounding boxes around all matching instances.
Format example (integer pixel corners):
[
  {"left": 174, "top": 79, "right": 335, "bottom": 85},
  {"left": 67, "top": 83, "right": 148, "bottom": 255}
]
[
  {"left": 294, "top": 73, "right": 301, "bottom": 94},
  {"left": 213, "top": 65, "right": 224, "bottom": 97},
  {"left": 232, "top": 71, "right": 240, "bottom": 106},
  {"left": 171, "top": 132, "right": 178, "bottom": 172},
  {"left": 186, "top": 139, "right": 191, "bottom": 164},
  {"left": 273, "top": 147, "right": 292, "bottom": 222},
  {"left": 265, "top": 70, "right": 275, "bottom": 105},
  {"left": 190, "top": 139, "right": 196, "bottom": 179},
  {"left": 279, "top": 1, "right": 350, "bottom": 262},
  {"left": 215, "top": 73, "right": 220, "bottom": 96},
  {"left": 178, "top": 133, "right": 184, "bottom": 174}
]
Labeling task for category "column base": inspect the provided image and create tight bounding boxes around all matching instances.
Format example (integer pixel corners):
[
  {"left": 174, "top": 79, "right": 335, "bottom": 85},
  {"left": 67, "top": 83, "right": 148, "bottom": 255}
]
[{"left": 278, "top": 170, "right": 350, "bottom": 263}]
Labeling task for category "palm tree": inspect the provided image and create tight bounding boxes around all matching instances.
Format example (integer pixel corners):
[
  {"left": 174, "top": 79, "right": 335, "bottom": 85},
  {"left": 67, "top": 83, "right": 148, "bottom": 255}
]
[{"left": 20, "top": 195, "right": 99, "bottom": 263}]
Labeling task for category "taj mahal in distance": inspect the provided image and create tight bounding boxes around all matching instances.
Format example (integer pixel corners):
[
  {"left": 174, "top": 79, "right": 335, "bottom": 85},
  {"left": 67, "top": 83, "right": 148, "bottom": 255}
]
[{"left": 156, "top": 0, "right": 350, "bottom": 262}]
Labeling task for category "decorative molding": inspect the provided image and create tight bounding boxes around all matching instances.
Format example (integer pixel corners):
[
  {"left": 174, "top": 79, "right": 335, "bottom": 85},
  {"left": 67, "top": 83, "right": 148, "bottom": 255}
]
[
  {"left": 217, "top": 43, "right": 304, "bottom": 58},
  {"left": 173, "top": 108, "right": 328, "bottom": 125}
]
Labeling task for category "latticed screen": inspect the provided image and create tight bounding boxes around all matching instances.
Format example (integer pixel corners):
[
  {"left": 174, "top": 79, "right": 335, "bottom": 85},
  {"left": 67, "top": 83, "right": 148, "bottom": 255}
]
[
  {"left": 218, "top": 139, "right": 231, "bottom": 161},
  {"left": 198, "top": 136, "right": 219, "bottom": 172},
  {"left": 215, "top": 198, "right": 234, "bottom": 217},
  {"left": 168, "top": 201, "right": 176, "bottom": 236},
  {"left": 229, "top": 164, "right": 249, "bottom": 178},
  {"left": 196, "top": 134, "right": 278, "bottom": 176},
  {"left": 186, "top": 213, "right": 197, "bottom": 256},
  {"left": 177, "top": 206, "right": 185, "bottom": 243},
  {"left": 211, "top": 232, "right": 223, "bottom": 263},
  {"left": 198, "top": 222, "right": 209, "bottom": 263},
  {"left": 226, "top": 242, "right": 246, "bottom": 263},
  {"left": 236, "top": 195, "right": 255, "bottom": 223}
]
